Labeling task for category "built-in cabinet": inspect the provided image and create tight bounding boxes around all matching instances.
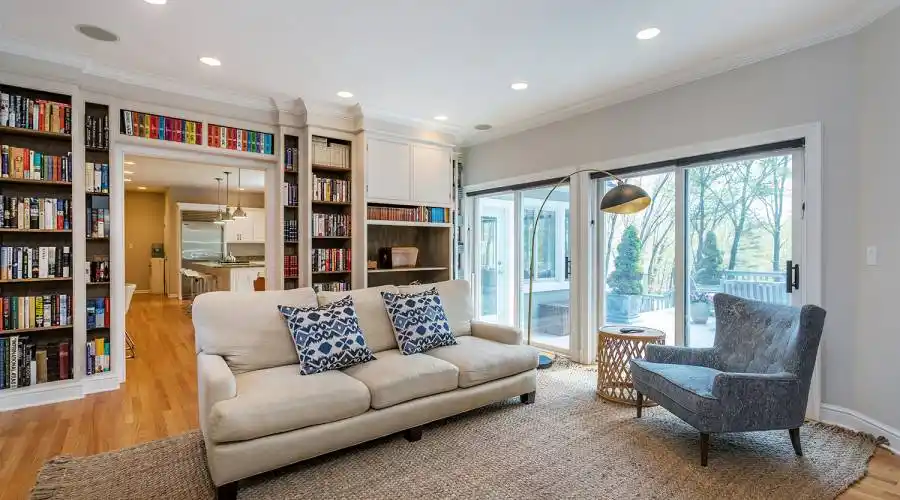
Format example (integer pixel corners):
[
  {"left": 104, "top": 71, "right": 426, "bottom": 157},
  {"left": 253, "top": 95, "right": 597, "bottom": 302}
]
[
  {"left": 366, "top": 137, "right": 452, "bottom": 206},
  {"left": 225, "top": 208, "right": 266, "bottom": 243}
]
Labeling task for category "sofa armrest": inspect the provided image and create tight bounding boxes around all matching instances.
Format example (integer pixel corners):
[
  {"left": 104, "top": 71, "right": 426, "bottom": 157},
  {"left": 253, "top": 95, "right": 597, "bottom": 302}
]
[
  {"left": 471, "top": 321, "right": 523, "bottom": 345},
  {"left": 197, "top": 353, "right": 237, "bottom": 433},
  {"left": 646, "top": 345, "right": 716, "bottom": 367}
]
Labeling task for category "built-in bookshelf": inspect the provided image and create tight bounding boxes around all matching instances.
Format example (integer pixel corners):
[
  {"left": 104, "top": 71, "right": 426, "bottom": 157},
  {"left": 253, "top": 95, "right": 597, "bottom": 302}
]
[
  {"left": 0, "top": 83, "right": 75, "bottom": 390},
  {"left": 85, "top": 102, "right": 111, "bottom": 376},
  {"left": 120, "top": 109, "right": 202, "bottom": 145},
  {"left": 208, "top": 124, "right": 274, "bottom": 155},
  {"left": 311, "top": 135, "right": 352, "bottom": 292},
  {"left": 283, "top": 134, "right": 300, "bottom": 289},
  {"left": 365, "top": 203, "right": 452, "bottom": 288}
]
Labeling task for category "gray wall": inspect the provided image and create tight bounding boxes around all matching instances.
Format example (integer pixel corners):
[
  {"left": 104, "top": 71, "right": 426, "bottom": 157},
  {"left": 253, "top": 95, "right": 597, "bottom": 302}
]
[{"left": 466, "top": 20, "right": 900, "bottom": 430}]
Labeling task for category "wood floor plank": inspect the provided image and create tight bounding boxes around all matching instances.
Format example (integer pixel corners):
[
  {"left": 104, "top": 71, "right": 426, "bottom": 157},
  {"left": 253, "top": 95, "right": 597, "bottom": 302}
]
[{"left": 0, "top": 294, "right": 895, "bottom": 500}]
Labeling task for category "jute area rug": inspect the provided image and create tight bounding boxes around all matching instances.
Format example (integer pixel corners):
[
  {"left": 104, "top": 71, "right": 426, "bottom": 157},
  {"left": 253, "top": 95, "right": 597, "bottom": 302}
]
[{"left": 32, "top": 362, "right": 884, "bottom": 500}]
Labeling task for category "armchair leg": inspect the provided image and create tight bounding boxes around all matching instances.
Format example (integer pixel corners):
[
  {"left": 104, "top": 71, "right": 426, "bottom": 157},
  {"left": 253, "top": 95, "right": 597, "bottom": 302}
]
[
  {"left": 700, "top": 433, "right": 710, "bottom": 467},
  {"left": 216, "top": 482, "right": 238, "bottom": 500},
  {"left": 789, "top": 428, "right": 803, "bottom": 456},
  {"left": 403, "top": 426, "right": 423, "bottom": 442},
  {"left": 636, "top": 392, "right": 643, "bottom": 417}
]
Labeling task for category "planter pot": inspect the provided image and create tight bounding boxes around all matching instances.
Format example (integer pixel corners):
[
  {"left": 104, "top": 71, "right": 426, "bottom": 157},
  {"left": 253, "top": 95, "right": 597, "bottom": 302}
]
[
  {"left": 690, "top": 301, "right": 710, "bottom": 324},
  {"left": 606, "top": 294, "right": 642, "bottom": 323}
]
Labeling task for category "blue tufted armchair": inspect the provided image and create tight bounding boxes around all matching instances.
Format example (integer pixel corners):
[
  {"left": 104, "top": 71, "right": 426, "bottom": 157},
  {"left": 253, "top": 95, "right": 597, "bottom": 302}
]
[{"left": 630, "top": 293, "right": 826, "bottom": 466}]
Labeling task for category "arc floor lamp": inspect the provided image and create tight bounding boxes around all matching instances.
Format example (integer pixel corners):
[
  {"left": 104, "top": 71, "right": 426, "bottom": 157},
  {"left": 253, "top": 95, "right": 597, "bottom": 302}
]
[{"left": 526, "top": 169, "right": 652, "bottom": 368}]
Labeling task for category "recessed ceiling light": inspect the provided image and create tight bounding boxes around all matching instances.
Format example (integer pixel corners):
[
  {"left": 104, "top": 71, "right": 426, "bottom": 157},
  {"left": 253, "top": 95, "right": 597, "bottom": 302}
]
[
  {"left": 138, "top": 186, "right": 147, "bottom": 190},
  {"left": 124, "top": 178, "right": 132, "bottom": 182},
  {"left": 474, "top": 124, "right": 493, "bottom": 131},
  {"left": 124, "top": 161, "right": 135, "bottom": 165},
  {"left": 636, "top": 28, "right": 661, "bottom": 40},
  {"left": 336, "top": 91, "right": 354, "bottom": 99},
  {"left": 511, "top": 82, "right": 528, "bottom": 90},
  {"left": 199, "top": 56, "right": 222, "bottom": 67},
  {"left": 434, "top": 115, "right": 448, "bottom": 121},
  {"left": 239, "top": 187, "right": 245, "bottom": 191},
  {"left": 75, "top": 25, "right": 119, "bottom": 43},
  {"left": 124, "top": 170, "right": 134, "bottom": 174},
  {"left": 144, "top": 0, "right": 167, "bottom": 4}
]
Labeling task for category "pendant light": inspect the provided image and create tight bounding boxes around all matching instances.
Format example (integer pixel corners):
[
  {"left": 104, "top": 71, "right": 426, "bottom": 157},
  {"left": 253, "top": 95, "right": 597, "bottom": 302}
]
[
  {"left": 222, "top": 171, "right": 234, "bottom": 222},
  {"left": 213, "top": 177, "right": 226, "bottom": 225},
  {"left": 233, "top": 168, "right": 248, "bottom": 219}
]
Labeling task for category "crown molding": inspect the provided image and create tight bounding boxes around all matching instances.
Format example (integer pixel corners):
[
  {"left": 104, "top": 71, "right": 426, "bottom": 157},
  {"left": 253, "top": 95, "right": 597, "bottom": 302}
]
[{"left": 462, "top": 2, "right": 899, "bottom": 147}]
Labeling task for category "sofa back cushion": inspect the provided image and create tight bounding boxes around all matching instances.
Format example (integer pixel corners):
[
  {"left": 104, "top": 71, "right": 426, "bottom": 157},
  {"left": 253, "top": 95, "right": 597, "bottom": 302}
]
[
  {"left": 192, "top": 289, "right": 317, "bottom": 373},
  {"left": 317, "top": 285, "right": 399, "bottom": 352},
  {"left": 397, "top": 280, "right": 473, "bottom": 336}
]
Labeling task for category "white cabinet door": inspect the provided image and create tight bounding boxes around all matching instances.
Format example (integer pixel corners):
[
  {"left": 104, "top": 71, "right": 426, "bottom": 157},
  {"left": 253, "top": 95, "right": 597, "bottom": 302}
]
[
  {"left": 224, "top": 218, "right": 241, "bottom": 243},
  {"left": 412, "top": 144, "right": 452, "bottom": 205},
  {"left": 366, "top": 138, "right": 411, "bottom": 201},
  {"left": 230, "top": 268, "right": 261, "bottom": 292},
  {"left": 249, "top": 209, "right": 266, "bottom": 242}
]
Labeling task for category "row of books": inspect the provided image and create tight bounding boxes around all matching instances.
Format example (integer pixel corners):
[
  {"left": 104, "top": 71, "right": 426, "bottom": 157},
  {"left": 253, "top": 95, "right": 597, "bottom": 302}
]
[
  {"left": 313, "top": 281, "right": 350, "bottom": 292},
  {"left": 87, "top": 297, "right": 110, "bottom": 330},
  {"left": 313, "top": 248, "right": 350, "bottom": 273},
  {"left": 312, "top": 213, "right": 350, "bottom": 237},
  {"left": 2, "top": 294, "right": 72, "bottom": 331},
  {"left": 312, "top": 175, "right": 350, "bottom": 203},
  {"left": 0, "top": 336, "right": 71, "bottom": 390},
  {"left": 86, "top": 337, "right": 110, "bottom": 375},
  {"left": 284, "top": 220, "right": 298, "bottom": 242},
  {"left": 0, "top": 246, "right": 72, "bottom": 280},
  {"left": 285, "top": 146, "right": 300, "bottom": 170},
  {"left": 1, "top": 146, "right": 72, "bottom": 182},
  {"left": 282, "top": 182, "right": 299, "bottom": 207},
  {"left": 86, "top": 257, "right": 110, "bottom": 283},
  {"left": 312, "top": 136, "right": 349, "bottom": 169},
  {"left": 87, "top": 208, "right": 110, "bottom": 238},
  {"left": 208, "top": 125, "right": 274, "bottom": 155},
  {"left": 284, "top": 255, "right": 299, "bottom": 278},
  {"left": 367, "top": 205, "right": 452, "bottom": 224},
  {"left": 121, "top": 110, "right": 203, "bottom": 145},
  {"left": 0, "top": 93, "right": 72, "bottom": 135},
  {"left": 85, "top": 114, "right": 109, "bottom": 149},
  {"left": 85, "top": 163, "right": 110, "bottom": 193},
  {"left": 0, "top": 197, "right": 71, "bottom": 230}
]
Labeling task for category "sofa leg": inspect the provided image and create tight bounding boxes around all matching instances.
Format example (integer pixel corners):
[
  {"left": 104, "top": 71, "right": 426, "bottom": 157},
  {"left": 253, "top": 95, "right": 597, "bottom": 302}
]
[
  {"left": 216, "top": 482, "right": 238, "bottom": 500},
  {"left": 636, "top": 392, "right": 643, "bottom": 417},
  {"left": 789, "top": 428, "right": 803, "bottom": 456},
  {"left": 520, "top": 391, "right": 536, "bottom": 404},
  {"left": 700, "top": 433, "right": 710, "bottom": 467},
  {"left": 404, "top": 426, "right": 423, "bottom": 442}
]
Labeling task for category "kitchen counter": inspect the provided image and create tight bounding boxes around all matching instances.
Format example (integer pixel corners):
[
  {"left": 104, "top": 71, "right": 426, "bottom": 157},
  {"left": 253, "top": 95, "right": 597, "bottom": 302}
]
[
  {"left": 190, "top": 261, "right": 265, "bottom": 269},
  {"left": 185, "top": 261, "right": 266, "bottom": 292}
]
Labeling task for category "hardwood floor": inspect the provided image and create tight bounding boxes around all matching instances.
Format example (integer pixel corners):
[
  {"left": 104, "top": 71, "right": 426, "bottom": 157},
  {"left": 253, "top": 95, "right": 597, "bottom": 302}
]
[{"left": 0, "top": 294, "right": 896, "bottom": 499}]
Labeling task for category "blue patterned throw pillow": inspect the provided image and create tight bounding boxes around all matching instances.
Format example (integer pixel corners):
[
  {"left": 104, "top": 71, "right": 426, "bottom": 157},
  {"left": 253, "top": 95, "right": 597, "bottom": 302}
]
[
  {"left": 381, "top": 288, "right": 456, "bottom": 355},
  {"left": 278, "top": 296, "right": 376, "bottom": 375}
]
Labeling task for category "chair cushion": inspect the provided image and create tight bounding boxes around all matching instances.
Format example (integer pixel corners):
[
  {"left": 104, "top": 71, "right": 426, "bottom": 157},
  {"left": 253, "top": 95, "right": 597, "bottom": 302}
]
[
  {"left": 318, "top": 285, "right": 399, "bottom": 353},
  {"left": 278, "top": 296, "right": 376, "bottom": 375},
  {"left": 381, "top": 288, "right": 457, "bottom": 355},
  {"left": 343, "top": 350, "right": 459, "bottom": 409},
  {"left": 630, "top": 360, "right": 721, "bottom": 414},
  {"left": 208, "top": 365, "right": 370, "bottom": 443},
  {"left": 427, "top": 336, "right": 539, "bottom": 388},
  {"left": 398, "top": 280, "right": 473, "bottom": 336}
]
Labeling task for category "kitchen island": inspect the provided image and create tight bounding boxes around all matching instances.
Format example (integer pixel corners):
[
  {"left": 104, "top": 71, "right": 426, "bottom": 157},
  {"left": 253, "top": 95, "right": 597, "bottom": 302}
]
[{"left": 185, "top": 261, "right": 265, "bottom": 292}]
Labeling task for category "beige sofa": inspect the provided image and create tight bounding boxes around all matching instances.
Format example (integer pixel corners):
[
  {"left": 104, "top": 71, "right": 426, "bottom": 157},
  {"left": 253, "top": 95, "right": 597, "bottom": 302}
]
[{"left": 192, "top": 280, "right": 539, "bottom": 499}]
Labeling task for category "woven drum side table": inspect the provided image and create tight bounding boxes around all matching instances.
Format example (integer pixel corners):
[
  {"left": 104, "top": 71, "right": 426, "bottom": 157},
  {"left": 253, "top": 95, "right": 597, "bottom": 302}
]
[{"left": 596, "top": 326, "right": 665, "bottom": 406}]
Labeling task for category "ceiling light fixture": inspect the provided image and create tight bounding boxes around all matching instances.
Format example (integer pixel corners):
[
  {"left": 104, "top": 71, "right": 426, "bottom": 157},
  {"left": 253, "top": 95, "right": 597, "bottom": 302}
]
[
  {"left": 124, "top": 170, "right": 134, "bottom": 174},
  {"left": 214, "top": 177, "right": 226, "bottom": 225},
  {"left": 144, "top": 0, "right": 167, "bottom": 4},
  {"left": 336, "top": 91, "right": 354, "bottom": 99},
  {"left": 222, "top": 171, "right": 234, "bottom": 222},
  {"left": 434, "top": 115, "right": 448, "bottom": 121},
  {"left": 636, "top": 27, "right": 661, "bottom": 40},
  {"left": 233, "top": 169, "right": 247, "bottom": 219},
  {"left": 138, "top": 186, "right": 147, "bottom": 190},
  {"left": 199, "top": 56, "right": 222, "bottom": 67},
  {"left": 75, "top": 25, "right": 119, "bottom": 43},
  {"left": 124, "top": 161, "right": 135, "bottom": 166},
  {"left": 511, "top": 82, "right": 528, "bottom": 90},
  {"left": 474, "top": 124, "right": 493, "bottom": 131},
  {"left": 124, "top": 178, "right": 132, "bottom": 182}
]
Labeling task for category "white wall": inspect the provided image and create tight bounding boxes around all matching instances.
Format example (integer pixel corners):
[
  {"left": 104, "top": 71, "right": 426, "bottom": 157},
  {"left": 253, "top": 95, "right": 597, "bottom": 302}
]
[{"left": 465, "top": 35, "right": 886, "bottom": 425}]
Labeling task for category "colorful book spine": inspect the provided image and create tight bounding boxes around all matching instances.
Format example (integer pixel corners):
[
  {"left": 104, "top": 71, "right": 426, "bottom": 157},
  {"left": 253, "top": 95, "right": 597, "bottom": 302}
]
[{"left": 0, "top": 93, "right": 72, "bottom": 134}]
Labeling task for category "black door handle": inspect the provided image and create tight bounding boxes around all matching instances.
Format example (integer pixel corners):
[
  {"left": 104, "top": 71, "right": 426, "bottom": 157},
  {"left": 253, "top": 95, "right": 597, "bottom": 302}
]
[{"left": 786, "top": 260, "right": 800, "bottom": 293}]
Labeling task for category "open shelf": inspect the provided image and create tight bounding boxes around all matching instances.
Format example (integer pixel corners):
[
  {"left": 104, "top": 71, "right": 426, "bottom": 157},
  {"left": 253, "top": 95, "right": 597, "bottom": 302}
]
[
  {"left": 368, "top": 267, "right": 448, "bottom": 273},
  {"left": 0, "top": 125, "right": 71, "bottom": 140},
  {"left": 0, "top": 228, "right": 72, "bottom": 233},
  {"left": 0, "top": 277, "right": 72, "bottom": 284},
  {"left": 367, "top": 220, "right": 452, "bottom": 228},
  {"left": 312, "top": 200, "right": 351, "bottom": 206},
  {"left": 0, "top": 178, "right": 72, "bottom": 186},
  {"left": 311, "top": 270, "right": 350, "bottom": 275},
  {"left": 0, "top": 324, "right": 73, "bottom": 335},
  {"left": 312, "top": 164, "right": 351, "bottom": 173},
  {"left": 313, "top": 236, "right": 351, "bottom": 239},
  {"left": 87, "top": 282, "right": 110, "bottom": 286}
]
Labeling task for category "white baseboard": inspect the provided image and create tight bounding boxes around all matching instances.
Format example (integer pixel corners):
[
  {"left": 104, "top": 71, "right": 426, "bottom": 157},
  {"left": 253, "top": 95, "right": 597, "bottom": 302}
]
[
  {"left": 81, "top": 373, "right": 121, "bottom": 395},
  {"left": 134, "top": 289, "right": 150, "bottom": 294},
  {"left": 820, "top": 404, "right": 899, "bottom": 454}
]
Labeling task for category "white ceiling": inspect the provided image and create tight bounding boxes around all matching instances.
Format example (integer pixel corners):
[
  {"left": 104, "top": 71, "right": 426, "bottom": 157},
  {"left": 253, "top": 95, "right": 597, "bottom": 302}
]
[
  {"left": 124, "top": 155, "right": 265, "bottom": 193},
  {"left": 1, "top": 0, "right": 897, "bottom": 143}
]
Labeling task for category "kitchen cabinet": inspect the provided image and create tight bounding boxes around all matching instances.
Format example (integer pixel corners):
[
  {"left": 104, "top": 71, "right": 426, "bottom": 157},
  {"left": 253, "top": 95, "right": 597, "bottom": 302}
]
[
  {"left": 249, "top": 209, "right": 267, "bottom": 242},
  {"left": 230, "top": 267, "right": 263, "bottom": 292},
  {"left": 412, "top": 144, "right": 452, "bottom": 206},
  {"left": 366, "top": 138, "right": 411, "bottom": 202},
  {"left": 225, "top": 209, "right": 265, "bottom": 243}
]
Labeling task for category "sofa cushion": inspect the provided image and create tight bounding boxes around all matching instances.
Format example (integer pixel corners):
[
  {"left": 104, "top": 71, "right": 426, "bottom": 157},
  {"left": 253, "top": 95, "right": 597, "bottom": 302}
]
[
  {"left": 318, "top": 285, "right": 399, "bottom": 353},
  {"left": 630, "top": 360, "right": 721, "bottom": 414},
  {"left": 398, "top": 280, "right": 473, "bottom": 336},
  {"left": 192, "top": 289, "right": 317, "bottom": 373},
  {"left": 278, "top": 296, "right": 376, "bottom": 375},
  {"left": 208, "top": 365, "right": 371, "bottom": 443},
  {"left": 382, "top": 288, "right": 457, "bottom": 355},
  {"left": 427, "top": 336, "right": 539, "bottom": 388},
  {"left": 343, "top": 350, "right": 459, "bottom": 409}
]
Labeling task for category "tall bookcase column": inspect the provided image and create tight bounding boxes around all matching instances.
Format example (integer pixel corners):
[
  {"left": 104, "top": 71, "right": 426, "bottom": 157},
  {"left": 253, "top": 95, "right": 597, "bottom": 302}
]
[
  {"left": 308, "top": 131, "right": 354, "bottom": 292},
  {"left": 282, "top": 133, "right": 300, "bottom": 290}
]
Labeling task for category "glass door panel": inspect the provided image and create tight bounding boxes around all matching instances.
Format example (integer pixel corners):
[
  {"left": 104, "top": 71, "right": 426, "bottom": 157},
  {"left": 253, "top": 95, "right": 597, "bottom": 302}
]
[
  {"left": 685, "top": 154, "right": 795, "bottom": 347},
  {"left": 520, "top": 185, "right": 571, "bottom": 352},
  {"left": 601, "top": 171, "right": 676, "bottom": 344},
  {"left": 475, "top": 194, "right": 514, "bottom": 325}
]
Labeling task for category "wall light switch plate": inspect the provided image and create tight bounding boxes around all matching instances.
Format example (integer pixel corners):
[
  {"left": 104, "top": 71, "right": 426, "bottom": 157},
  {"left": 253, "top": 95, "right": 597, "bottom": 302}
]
[{"left": 866, "top": 246, "right": 878, "bottom": 266}]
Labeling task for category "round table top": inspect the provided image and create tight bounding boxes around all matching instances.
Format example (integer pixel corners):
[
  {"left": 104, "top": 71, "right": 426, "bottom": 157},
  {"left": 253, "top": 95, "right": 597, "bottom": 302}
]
[{"left": 598, "top": 325, "right": 666, "bottom": 341}]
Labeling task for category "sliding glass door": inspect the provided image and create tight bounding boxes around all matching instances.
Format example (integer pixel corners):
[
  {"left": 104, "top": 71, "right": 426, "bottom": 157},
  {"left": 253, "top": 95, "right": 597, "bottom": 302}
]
[{"left": 474, "top": 193, "right": 515, "bottom": 325}]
